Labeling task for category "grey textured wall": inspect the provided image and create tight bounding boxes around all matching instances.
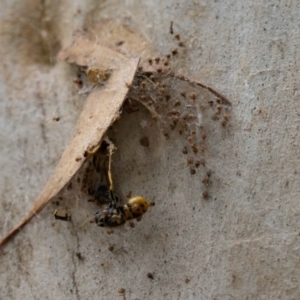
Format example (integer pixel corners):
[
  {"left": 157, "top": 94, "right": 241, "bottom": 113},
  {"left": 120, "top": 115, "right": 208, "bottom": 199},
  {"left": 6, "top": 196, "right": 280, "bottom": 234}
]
[{"left": 1, "top": 1, "right": 300, "bottom": 299}]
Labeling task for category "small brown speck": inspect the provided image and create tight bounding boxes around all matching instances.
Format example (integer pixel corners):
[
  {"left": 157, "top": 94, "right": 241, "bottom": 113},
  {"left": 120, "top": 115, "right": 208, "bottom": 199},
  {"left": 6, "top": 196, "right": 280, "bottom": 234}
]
[
  {"left": 195, "top": 160, "right": 201, "bottom": 168},
  {"left": 75, "top": 157, "right": 82, "bottom": 162},
  {"left": 107, "top": 230, "right": 113, "bottom": 235},
  {"left": 285, "top": 181, "right": 289, "bottom": 188},
  {"left": 203, "top": 191, "right": 209, "bottom": 199},
  {"left": 73, "top": 78, "right": 83, "bottom": 87},
  {"left": 76, "top": 252, "right": 84, "bottom": 261},
  {"left": 108, "top": 244, "right": 115, "bottom": 252},
  {"left": 182, "top": 147, "right": 188, "bottom": 154},
  {"left": 53, "top": 117, "right": 60, "bottom": 121},
  {"left": 169, "top": 109, "right": 180, "bottom": 116},
  {"left": 185, "top": 278, "right": 190, "bottom": 284},
  {"left": 147, "top": 272, "right": 154, "bottom": 280},
  {"left": 178, "top": 42, "right": 185, "bottom": 47},
  {"left": 118, "top": 288, "right": 126, "bottom": 295},
  {"left": 165, "top": 95, "right": 171, "bottom": 101},
  {"left": 189, "top": 92, "right": 197, "bottom": 101},
  {"left": 172, "top": 48, "right": 178, "bottom": 56},
  {"left": 175, "top": 34, "right": 180, "bottom": 40},
  {"left": 164, "top": 132, "right": 170, "bottom": 140},
  {"left": 192, "top": 144, "right": 198, "bottom": 154},
  {"left": 144, "top": 234, "right": 151, "bottom": 240},
  {"left": 190, "top": 167, "right": 196, "bottom": 175},
  {"left": 140, "top": 136, "right": 150, "bottom": 147},
  {"left": 223, "top": 114, "right": 231, "bottom": 122},
  {"left": 202, "top": 177, "right": 210, "bottom": 186},
  {"left": 200, "top": 158, "right": 206, "bottom": 167},
  {"left": 187, "top": 114, "right": 196, "bottom": 121},
  {"left": 180, "top": 91, "right": 186, "bottom": 98},
  {"left": 129, "top": 221, "right": 135, "bottom": 228},
  {"left": 170, "top": 21, "right": 174, "bottom": 35},
  {"left": 186, "top": 135, "right": 193, "bottom": 144},
  {"left": 155, "top": 57, "right": 160, "bottom": 64},
  {"left": 187, "top": 158, "right": 194, "bottom": 164},
  {"left": 171, "top": 114, "right": 179, "bottom": 121},
  {"left": 212, "top": 115, "right": 220, "bottom": 121},
  {"left": 148, "top": 58, "right": 153, "bottom": 65}
]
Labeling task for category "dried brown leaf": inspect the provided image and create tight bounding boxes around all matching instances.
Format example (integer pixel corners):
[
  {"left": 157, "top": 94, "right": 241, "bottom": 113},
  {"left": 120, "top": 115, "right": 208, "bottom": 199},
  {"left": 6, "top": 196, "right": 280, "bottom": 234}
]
[{"left": 0, "top": 37, "right": 139, "bottom": 247}]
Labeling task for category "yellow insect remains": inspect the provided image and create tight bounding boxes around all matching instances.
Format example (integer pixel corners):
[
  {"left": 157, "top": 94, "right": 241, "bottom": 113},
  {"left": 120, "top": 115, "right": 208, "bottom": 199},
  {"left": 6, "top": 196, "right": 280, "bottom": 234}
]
[{"left": 89, "top": 138, "right": 152, "bottom": 228}]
